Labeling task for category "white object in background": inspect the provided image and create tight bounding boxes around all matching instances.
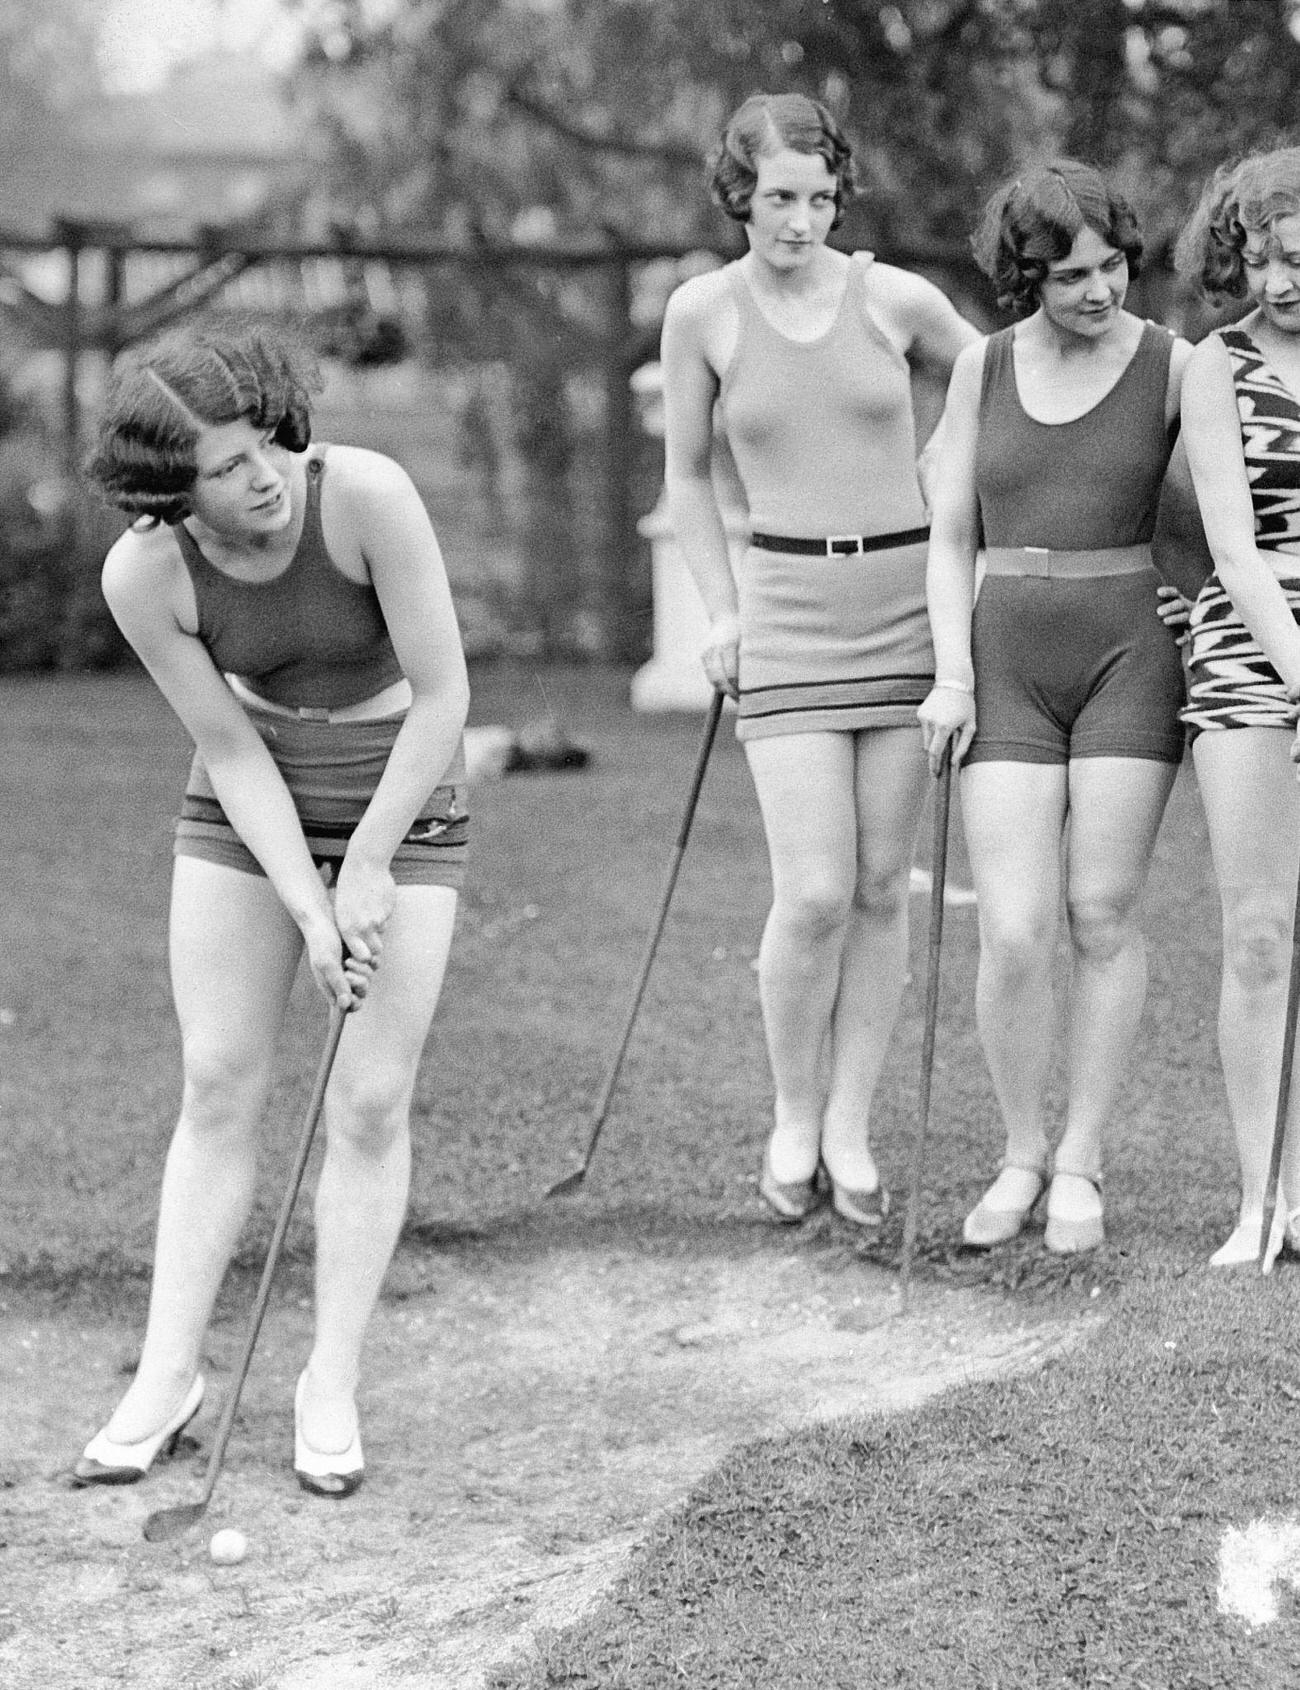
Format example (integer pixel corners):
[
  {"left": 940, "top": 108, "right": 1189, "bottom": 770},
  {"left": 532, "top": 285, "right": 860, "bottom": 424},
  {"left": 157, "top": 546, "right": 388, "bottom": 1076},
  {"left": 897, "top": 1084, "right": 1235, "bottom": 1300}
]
[
  {"left": 630, "top": 360, "right": 749, "bottom": 713},
  {"left": 630, "top": 492, "right": 749, "bottom": 712},
  {"left": 1218, "top": 1517, "right": 1300, "bottom": 1626}
]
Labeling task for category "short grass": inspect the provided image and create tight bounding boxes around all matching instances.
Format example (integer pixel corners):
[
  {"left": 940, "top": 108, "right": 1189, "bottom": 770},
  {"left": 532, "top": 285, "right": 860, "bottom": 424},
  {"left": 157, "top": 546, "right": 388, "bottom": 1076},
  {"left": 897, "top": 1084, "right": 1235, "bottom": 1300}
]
[
  {"left": 4, "top": 665, "right": 1296, "bottom": 1686},
  {"left": 497, "top": 1267, "right": 1300, "bottom": 1689}
]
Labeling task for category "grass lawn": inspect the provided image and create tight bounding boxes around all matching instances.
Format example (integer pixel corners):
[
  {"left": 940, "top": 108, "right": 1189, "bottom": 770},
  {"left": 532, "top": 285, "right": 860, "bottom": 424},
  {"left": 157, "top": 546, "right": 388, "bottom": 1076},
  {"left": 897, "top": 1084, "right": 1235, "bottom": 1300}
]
[{"left": 3, "top": 664, "right": 1297, "bottom": 1686}]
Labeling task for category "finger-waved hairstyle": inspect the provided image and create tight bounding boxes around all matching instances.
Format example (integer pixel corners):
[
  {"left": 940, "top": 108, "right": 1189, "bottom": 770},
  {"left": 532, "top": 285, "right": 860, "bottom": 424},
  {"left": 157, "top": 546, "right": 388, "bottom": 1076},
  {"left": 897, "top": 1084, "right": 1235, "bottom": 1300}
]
[
  {"left": 710, "top": 92, "right": 856, "bottom": 230},
  {"left": 972, "top": 159, "right": 1143, "bottom": 315},
  {"left": 1175, "top": 147, "right": 1300, "bottom": 302},
  {"left": 85, "top": 315, "right": 321, "bottom": 526}
]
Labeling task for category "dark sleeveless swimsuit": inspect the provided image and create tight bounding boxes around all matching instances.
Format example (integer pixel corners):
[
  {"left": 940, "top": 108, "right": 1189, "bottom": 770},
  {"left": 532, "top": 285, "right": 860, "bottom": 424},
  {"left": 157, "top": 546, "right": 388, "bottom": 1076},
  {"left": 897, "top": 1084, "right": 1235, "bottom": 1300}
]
[
  {"left": 173, "top": 448, "right": 467, "bottom": 886},
  {"left": 1183, "top": 326, "right": 1300, "bottom": 734},
  {"left": 967, "top": 322, "right": 1185, "bottom": 766},
  {"left": 720, "top": 255, "right": 934, "bottom": 739}
]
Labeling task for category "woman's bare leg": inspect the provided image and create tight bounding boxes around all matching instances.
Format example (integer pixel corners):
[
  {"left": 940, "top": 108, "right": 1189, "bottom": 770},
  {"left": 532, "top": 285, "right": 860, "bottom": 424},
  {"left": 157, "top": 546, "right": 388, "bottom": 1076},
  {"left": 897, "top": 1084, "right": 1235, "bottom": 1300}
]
[
  {"left": 744, "top": 733, "right": 857, "bottom": 1183},
  {"left": 819, "top": 726, "right": 931, "bottom": 1190},
  {"left": 961, "top": 760, "right": 1068, "bottom": 1198},
  {"left": 102, "top": 858, "right": 301, "bottom": 1443},
  {"left": 299, "top": 883, "right": 457, "bottom": 1452},
  {"left": 1054, "top": 756, "right": 1176, "bottom": 1221},
  {"left": 1194, "top": 729, "right": 1300, "bottom": 1261}
]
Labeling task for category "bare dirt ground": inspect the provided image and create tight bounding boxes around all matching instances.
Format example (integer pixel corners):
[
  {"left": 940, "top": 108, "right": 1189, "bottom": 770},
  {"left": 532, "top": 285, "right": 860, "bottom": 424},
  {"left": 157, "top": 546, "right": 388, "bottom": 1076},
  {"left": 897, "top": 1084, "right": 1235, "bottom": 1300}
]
[{"left": 1, "top": 1235, "right": 1083, "bottom": 1690}]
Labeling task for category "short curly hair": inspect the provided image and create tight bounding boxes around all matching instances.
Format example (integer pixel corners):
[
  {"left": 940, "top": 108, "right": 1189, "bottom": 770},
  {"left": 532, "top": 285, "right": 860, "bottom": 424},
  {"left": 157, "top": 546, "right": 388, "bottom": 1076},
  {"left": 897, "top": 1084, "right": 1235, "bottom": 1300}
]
[
  {"left": 972, "top": 160, "right": 1144, "bottom": 316},
  {"left": 1174, "top": 147, "right": 1300, "bottom": 303},
  {"left": 85, "top": 315, "right": 321, "bottom": 526},
  {"left": 709, "top": 92, "right": 856, "bottom": 231}
]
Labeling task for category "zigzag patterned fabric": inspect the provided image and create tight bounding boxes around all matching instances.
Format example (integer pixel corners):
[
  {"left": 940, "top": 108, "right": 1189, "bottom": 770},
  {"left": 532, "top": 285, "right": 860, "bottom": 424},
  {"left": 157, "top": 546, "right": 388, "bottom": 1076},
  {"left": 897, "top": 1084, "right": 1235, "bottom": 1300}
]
[{"left": 1182, "top": 327, "right": 1300, "bottom": 732}]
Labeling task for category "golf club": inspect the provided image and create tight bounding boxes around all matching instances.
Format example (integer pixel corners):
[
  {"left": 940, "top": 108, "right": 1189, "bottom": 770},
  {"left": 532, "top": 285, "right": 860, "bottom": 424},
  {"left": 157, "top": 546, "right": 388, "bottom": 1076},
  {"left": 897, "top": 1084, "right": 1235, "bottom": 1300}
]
[
  {"left": 1258, "top": 843, "right": 1300, "bottom": 1270},
  {"left": 143, "top": 999, "right": 349, "bottom": 1541},
  {"left": 547, "top": 688, "right": 725, "bottom": 1198},
  {"left": 899, "top": 742, "right": 954, "bottom": 1307}
]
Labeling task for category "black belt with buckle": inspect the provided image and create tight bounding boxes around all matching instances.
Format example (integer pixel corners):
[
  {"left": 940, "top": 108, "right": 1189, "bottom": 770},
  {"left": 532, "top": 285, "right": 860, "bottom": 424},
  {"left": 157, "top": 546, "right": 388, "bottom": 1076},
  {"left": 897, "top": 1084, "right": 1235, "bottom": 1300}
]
[{"left": 749, "top": 525, "right": 930, "bottom": 557}]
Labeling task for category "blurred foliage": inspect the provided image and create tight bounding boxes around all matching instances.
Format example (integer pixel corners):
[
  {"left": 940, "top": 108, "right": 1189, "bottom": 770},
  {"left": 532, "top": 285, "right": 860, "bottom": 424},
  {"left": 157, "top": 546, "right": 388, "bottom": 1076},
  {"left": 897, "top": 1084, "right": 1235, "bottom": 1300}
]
[
  {"left": 0, "top": 429, "right": 125, "bottom": 672},
  {"left": 276, "top": 0, "right": 1300, "bottom": 657},
  {"left": 285, "top": 0, "right": 1300, "bottom": 313}
]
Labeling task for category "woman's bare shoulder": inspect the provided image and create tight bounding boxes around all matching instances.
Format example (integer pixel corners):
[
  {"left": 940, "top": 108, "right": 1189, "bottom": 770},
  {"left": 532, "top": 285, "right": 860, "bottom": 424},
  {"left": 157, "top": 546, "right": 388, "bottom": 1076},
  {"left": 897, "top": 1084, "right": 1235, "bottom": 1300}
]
[
  {"left": 317, "top": 444, "right": 421, "bottom": 514},
  {"left": 664, "top": 265, "right": 736, "bottom": 331},
  {"left": 100, "top": 521, "right": 189, "bottom": 634},
  {"left": 102, "top": 520, "right": 180, "bottom": 587}
]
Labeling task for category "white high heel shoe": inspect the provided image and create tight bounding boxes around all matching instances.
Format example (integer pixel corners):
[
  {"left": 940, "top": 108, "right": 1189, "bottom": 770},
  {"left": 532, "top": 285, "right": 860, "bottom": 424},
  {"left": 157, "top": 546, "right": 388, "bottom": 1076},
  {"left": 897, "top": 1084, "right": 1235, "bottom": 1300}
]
[
  {"left": 293, "top": 1372, "right": 364, "bottom": 1499},
  {"left": 73, "top": 1375, "right": 205, "bottom": 1487}
]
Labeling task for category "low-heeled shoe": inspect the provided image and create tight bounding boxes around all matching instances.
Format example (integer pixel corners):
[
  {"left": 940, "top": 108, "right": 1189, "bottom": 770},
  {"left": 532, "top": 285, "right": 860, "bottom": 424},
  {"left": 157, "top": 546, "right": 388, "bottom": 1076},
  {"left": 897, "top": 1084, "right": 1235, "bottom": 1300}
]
[
  {"left": 758, "top": 1148, "right": 820, "bottom": 1223},
  {"left": 73, "top": 1374, "right": 205, "bottom": 1487},
  {"left": 962, "top": 1165, "right": 1047, "bottom": 1249},
  {"left": 1044, "top": 1169, "right": 1105, "bottom": 1255},
  {"left": 824, "top": 1167, "right": 889, "bottom": 1230},
  {"left": 294, "top": 1373, "right": 365, "bottom": 1499}
]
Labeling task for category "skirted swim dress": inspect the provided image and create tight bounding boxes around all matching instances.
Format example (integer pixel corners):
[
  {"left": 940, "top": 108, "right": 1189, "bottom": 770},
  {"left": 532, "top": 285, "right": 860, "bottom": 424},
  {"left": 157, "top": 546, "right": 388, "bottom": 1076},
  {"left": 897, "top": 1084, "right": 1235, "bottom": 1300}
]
[{"left": 719, "top": 255, "right": 934, "bottom": 741}]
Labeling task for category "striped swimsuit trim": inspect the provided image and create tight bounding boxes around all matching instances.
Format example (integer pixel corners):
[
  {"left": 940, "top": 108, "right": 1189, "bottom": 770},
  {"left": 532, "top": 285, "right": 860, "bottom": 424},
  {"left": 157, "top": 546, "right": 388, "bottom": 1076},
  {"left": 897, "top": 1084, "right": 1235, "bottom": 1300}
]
[
  {"left": 737, "top": 672, "right": 932, "bottom": 727},
  {"left": 178, "top": 793, "right": 470, "bottom": 859},
  {"left": 1183, "top": 328, "right": 1300, "bottom": 734}
]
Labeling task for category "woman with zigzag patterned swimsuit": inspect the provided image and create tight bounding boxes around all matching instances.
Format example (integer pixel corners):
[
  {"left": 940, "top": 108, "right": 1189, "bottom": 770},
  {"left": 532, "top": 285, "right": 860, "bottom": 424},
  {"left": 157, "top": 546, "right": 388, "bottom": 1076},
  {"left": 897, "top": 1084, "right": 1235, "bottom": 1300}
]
[{"left": 1178, "top": 146, "right": 1300, "bottom": 1268}]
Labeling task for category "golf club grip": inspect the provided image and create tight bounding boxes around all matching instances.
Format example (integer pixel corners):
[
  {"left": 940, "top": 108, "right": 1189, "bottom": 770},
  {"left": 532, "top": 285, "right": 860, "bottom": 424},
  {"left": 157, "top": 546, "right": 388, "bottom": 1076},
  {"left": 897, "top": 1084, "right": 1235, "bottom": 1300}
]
[
  {"left": 195, "top": 1004, "right": 348, "bottom": 1500},
  {"left": 1260, "top": 848, "right": 1300, "bottom": 1261},
  {"left": 901, "top": 748, "right": 954, "bottom": 1287},
  {"left": 584, "top": 693, "right": 724, "bottom": 1145}
]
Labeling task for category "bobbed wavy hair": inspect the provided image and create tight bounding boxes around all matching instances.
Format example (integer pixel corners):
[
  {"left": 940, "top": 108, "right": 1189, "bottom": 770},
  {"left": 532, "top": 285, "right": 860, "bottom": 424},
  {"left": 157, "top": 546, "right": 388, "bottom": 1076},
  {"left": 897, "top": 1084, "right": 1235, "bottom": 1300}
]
[
  {"left": 1175, "top": 147, "right": 1300, "bottom": 303},
  {"left": 972, "top": 159, "right": 1144, "bottom": 316},
  {"left": 710, "top": 92, "right": 856, "bottom": 231},
  {"left": 85, "top": 315, "right": 322, "bottom": 526}
]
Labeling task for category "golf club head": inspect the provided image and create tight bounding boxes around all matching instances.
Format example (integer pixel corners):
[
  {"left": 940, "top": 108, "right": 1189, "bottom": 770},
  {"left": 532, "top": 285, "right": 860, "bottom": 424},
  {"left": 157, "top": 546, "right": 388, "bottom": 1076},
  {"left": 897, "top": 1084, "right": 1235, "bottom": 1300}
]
[
  {"left": 142, "top": 1500, "right": 207, "bottom": 1542},
  {"left": 545, "top": 1167, "right": 586, "bottom": 1199}
]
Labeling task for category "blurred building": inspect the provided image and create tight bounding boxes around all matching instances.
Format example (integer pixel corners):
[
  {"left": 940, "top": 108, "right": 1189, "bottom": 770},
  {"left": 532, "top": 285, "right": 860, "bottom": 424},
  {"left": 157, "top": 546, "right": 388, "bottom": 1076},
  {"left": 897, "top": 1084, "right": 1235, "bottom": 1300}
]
[{"left": 0, "top": 51, "right": 308, "bottom": 236}]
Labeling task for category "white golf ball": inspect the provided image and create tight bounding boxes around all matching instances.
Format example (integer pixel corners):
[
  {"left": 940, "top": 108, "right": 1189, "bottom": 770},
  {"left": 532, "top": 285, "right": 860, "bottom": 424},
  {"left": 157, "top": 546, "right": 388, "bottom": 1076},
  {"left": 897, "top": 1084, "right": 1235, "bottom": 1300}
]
[{"left": 209, "top": 1528, "right": 248, "bottom": 1565}]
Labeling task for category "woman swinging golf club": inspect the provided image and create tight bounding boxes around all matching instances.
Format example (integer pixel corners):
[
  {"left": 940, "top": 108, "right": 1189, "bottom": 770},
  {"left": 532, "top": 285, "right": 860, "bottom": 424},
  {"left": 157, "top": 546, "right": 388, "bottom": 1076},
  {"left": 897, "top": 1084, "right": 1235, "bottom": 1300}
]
[
  {"left": 75, "top": 315, "right": 469, "bottom": 1496},
  {"left": 661, "top": 93, "right": 978, "bottom": 1227},
  {"left": 920, "top": 162, "right": 1191, "bottom": 1254},
  {"left": 1176, "top": 146, "right": 1300, "bottom": 1268}
]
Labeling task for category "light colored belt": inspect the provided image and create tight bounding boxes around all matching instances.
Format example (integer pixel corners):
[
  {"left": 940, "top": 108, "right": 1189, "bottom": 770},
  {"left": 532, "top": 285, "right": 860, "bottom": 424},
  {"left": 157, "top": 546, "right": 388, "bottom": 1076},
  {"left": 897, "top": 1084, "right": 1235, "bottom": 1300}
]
[
  {"left": 981, "top": 544, "right": 1153, "bottom": 579},
  {"left": 226, "top": 674, "right": 411, "bottom": 722}
]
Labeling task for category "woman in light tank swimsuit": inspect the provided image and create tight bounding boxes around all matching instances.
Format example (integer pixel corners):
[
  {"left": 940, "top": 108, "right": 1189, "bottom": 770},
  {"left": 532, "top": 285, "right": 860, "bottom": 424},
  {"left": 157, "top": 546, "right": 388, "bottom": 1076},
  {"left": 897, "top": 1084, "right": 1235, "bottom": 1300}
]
[
  {"left": 921, "top": 162, "right": 1191, "bottom": 1255},
  {"left": 662, "top": 93, "right": 978, "bottom": 1226},
  {"left": 74, "top": 317, "right": 470, "bottom": 1495},
  {"left": 1177, "top": 147, "right": 1300, "bottom": 1269}
]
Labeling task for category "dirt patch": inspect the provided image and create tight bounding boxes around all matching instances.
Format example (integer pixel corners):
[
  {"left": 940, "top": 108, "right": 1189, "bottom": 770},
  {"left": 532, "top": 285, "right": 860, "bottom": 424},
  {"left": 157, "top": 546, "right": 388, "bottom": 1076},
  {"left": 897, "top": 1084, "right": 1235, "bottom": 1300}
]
[{"left": 1, "top": 1241, "right": 1086, "bottom": 1689}]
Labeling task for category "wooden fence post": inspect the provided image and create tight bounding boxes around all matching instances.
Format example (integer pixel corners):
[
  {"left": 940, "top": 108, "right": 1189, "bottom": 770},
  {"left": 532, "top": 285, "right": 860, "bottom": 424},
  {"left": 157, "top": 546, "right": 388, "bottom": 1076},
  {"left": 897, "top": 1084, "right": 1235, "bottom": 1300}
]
[
  {"left": 55, "top": 218, "right": 84, "bottom": 469},
  {"left": 601, "top": 252, "right": 639, "bottom": 660}
]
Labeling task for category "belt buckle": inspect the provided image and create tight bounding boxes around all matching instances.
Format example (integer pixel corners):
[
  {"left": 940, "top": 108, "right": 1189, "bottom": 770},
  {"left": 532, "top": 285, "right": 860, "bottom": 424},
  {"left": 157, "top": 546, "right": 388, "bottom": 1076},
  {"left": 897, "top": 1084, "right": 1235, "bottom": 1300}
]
[
  {"left": 826, "top": 534, "right": 863, "bottom": 557},
  {"left": 296, "top": 705, "right": 333, "bottom": 723}
]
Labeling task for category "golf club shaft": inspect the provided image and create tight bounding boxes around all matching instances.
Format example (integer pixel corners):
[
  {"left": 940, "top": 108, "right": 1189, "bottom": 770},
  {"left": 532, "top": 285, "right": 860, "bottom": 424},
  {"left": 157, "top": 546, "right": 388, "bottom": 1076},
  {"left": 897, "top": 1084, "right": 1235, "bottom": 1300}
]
[
  {"left": 192, "top": 1002, "right": 348, "bottom": 1509},
  {"left": 1259, "top": 843, "right": 1300, "bottom": 1265},
  {"left": 558, "top": 689, "right": 723, "bottom": 1186},
  {"left": 900, "top": 746, "right": 954, "bottom": 1300}
]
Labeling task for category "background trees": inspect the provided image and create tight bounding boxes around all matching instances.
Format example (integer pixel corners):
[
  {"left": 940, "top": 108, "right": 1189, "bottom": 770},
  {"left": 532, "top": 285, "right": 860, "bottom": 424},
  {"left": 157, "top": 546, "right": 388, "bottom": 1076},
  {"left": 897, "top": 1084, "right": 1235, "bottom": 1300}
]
[{"left": 9, "top": 1, "right": 1300, "bottom": 663}]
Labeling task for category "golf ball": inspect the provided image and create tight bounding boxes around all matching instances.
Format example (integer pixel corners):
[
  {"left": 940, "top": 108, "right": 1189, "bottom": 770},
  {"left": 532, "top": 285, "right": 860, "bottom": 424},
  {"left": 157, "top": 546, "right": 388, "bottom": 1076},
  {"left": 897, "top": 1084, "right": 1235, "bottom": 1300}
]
[{"left": 209, "top": 1528, "right": 248, "bottom": 1565}]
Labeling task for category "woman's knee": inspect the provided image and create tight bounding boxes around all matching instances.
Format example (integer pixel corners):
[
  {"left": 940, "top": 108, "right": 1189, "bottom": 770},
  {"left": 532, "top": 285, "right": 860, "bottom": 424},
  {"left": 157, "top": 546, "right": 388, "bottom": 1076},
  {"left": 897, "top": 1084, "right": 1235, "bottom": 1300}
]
[
  {"left": 1066, "top": 890, "right": 1141, "bottom": 966},
  {"left": 771, "top": 877, "right": 855, "bottom": 941},
  {"left": 978, "top": 906, "right": 1055, "bottom": 981},
  {"left": 179, "top": 1036, "right": 274, "bottom": 1135},
  {"left": 325, "top": 1066, "right": 413, "bottom": 1157},
  {"left": 1223, "top": 894, "right": 1294, "bottom": 992},
  {"left": 850, "top": 860, "right": 911, "bottom": 923}
]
